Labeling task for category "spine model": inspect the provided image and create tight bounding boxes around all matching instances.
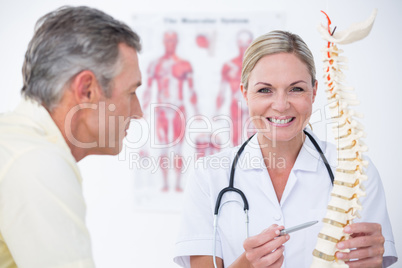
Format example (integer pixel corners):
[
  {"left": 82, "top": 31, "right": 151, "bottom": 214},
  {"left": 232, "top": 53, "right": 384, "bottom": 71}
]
[{"left": 310, "top": 10, "right": 378, "bottom": 268}]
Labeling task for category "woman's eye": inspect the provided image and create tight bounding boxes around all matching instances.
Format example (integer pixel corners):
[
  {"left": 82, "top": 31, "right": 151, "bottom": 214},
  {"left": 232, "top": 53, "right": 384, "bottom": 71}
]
[
  {"left": 258, "top": 88, "right": 271, "bottom": 93},
  {"left": 291, "top": 87, "right": 304, "bottom": 92}
]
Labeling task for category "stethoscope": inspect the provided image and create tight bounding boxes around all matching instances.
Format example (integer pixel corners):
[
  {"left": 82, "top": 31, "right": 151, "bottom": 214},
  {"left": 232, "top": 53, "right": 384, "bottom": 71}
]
[{"left": 212, "top": 129, "right": 334, "bottom": 268}]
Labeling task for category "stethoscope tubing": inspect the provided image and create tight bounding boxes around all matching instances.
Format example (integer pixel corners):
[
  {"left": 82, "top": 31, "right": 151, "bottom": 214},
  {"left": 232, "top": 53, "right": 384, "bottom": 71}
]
[
  {"left": 213, "top": 134, "right": 254, "bottom": 216},
  {"left": 212, "top": 129, "right": 334, "bottom": 267}
]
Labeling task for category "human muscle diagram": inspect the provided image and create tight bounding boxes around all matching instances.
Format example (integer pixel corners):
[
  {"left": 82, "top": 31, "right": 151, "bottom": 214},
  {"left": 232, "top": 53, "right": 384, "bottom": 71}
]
[
  {"left": 130, "top": 13, "right": 284, "bottom": 209},
  {"left": 216, "top": 30, "right": 253, "bottom": 146},
  {"left": 143, "top": 31, "right": 198, "bottom": 192}
]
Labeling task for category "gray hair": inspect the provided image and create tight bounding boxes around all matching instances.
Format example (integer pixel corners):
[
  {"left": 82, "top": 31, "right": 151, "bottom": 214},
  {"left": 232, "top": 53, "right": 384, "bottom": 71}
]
[
  {"left": 21, "top": 6, "right": 141, "bottom": 111},
  {"left": 241, "top": 30, "right": 316, "bottom": 91}
]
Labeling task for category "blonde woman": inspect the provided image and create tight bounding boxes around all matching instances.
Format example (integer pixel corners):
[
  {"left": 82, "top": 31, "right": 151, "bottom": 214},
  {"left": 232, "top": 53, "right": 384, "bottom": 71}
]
[{"left": 174, "top": 31, "right": 397, "bottom": 268}]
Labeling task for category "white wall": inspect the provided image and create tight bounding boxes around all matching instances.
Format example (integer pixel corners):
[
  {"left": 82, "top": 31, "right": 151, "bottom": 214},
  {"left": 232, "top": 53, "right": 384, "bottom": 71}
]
[{"left": 0, "top": 0, "right": 401, "bottom": 267}]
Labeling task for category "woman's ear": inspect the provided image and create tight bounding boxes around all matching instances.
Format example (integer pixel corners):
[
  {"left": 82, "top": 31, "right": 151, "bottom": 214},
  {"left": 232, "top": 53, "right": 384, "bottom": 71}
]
[
  {"left": 70, "top": 70, "right": 102, "bottom": 105},
  {"left": 240, "top": 83, "right": 248, "bottom": 105},
  {"left": 312, "top": 80, "right": 318, "bottom": 103}
]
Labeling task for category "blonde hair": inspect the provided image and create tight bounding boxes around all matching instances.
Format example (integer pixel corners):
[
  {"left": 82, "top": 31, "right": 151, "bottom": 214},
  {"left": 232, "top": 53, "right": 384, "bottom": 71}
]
[{"left": 241, "top": 30, "right": 316, "bottom": 90}]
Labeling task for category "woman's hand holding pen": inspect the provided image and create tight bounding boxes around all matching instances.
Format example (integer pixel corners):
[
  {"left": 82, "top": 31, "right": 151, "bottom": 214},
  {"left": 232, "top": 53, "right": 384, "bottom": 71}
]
[
  {"left": 242, "top": 224, "right": 290, "bottom": 268},
  {"left": 335, "top": 222, "right": 385, "bottom": 268}
]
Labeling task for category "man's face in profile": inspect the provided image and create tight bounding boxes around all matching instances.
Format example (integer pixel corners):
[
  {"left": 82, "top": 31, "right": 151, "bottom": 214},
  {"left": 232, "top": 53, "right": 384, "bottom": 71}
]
[{"left": 91, "top": 43, "right": 143, "bottom": 155}]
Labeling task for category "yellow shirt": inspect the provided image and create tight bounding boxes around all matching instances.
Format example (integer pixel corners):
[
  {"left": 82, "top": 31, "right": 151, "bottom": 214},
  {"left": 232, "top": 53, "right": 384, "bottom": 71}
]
[{"left": 0, "top": 99, "right": 95, "bottom": 268}]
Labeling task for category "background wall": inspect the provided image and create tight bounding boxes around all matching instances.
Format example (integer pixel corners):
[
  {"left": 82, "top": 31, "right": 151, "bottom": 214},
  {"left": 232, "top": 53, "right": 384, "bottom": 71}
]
[{"left": 0, "top": 0, "right": 401, "bottom": 267}]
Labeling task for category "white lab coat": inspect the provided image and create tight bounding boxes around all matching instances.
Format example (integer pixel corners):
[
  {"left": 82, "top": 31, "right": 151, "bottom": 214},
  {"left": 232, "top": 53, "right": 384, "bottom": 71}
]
[{"left": 174, "top": 129, "right": 397, "bottom": 267}]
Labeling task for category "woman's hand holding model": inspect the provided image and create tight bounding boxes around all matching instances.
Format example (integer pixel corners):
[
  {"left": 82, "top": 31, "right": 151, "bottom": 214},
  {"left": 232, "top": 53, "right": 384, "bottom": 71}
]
[{"left": 336, "top": 223, "right": 385, "bottom": 268}]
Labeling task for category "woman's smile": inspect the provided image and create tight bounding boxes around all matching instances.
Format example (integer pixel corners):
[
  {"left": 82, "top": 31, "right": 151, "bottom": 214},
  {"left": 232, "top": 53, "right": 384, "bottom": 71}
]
[{"left": 267, "top": 116, "right": 295, "bottom": 126}]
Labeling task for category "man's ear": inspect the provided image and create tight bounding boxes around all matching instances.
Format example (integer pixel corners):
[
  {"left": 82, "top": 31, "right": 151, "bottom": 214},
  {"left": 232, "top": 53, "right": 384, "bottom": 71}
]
[
  {"left": 240, "top": 83, "right": 248, "bottom": 105},
  {"left": 70, "top": 70, "right": 101, "bottom": 104}
]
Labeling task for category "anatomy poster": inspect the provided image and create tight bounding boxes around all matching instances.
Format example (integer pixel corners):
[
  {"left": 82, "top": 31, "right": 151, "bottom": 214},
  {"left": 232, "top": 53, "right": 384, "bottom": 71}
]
[{"left": 123, "top": 12, "right": 285, "bottom": 210}]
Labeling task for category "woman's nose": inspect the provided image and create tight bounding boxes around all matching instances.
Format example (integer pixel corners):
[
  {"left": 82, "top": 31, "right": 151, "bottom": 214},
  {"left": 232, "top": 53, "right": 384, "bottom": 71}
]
[{"left": 271, "top": 92, "right": 290, "bottom": 112}]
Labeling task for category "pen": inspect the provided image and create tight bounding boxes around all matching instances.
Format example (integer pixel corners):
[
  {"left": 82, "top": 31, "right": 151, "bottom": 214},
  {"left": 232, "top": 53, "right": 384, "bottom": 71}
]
[{"left": 279, "top": 220, "right": 318, "bottom": 236}]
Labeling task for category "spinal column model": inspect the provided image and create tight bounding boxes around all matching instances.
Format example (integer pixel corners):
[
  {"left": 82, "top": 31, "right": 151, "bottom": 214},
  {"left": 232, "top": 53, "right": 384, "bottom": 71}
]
[{"left": 310, "top": 9, "right": 378, "bottom": 267}]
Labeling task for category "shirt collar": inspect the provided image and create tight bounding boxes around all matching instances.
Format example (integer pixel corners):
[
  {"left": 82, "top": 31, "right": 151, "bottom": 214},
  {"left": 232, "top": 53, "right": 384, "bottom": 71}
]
[
  {"left": 14, "top": 97, "right": 73, "bottom": 156},
  {"left": 238, "top": 129, "right": 328, "bottom": 173},
  {"left": 238, "top": 134, "right": 268, "bottom": 170},
  {"left": 293, "top": 128, "right": 321, "bottom": 172}
]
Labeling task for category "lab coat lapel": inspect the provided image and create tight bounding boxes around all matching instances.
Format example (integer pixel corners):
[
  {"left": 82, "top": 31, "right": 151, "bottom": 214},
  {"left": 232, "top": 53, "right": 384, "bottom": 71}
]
[
  {"left": 280, "top": 170, "right": 298, "bottom": 206},
  {"left": 281, "top": 130, "right": 326, "bottom": 205},
  {"left": 259, "top": 166, "right": 283, "bottom": 208},
  {"left": 240, "top": 136, "right": 282, "bottom": 208}
]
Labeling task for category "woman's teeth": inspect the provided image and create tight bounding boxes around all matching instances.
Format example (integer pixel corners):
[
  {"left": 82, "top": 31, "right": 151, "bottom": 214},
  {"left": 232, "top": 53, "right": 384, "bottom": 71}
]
[{"left": 268, "top": 118, "right": 293, "bottom": 124}]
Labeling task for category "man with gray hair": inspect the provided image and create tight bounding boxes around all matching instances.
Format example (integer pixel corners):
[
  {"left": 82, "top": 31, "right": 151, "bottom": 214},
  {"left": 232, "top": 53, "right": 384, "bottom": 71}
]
[{"left": 0, "top": 6, "right": 143, "bottom": 267}]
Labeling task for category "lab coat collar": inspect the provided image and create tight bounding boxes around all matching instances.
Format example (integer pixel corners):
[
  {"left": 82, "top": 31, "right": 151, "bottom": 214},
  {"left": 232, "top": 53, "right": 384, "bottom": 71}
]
[
  {"left": 238, "top": 129, "right": 329, "bottom": 173},
  {"left": 293, "top": 128, "right": 322, "bottom": 173},
  {"left": 236, "top": 134, "right": 266, "bottom": 170}
]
